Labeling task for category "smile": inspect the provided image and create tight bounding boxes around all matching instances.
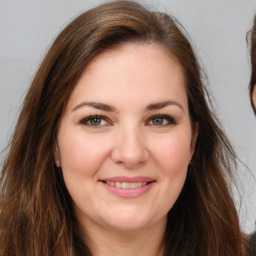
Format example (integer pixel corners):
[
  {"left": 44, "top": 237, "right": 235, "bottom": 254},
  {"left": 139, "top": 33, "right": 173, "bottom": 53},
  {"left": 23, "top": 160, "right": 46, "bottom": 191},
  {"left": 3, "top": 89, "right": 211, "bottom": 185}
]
[
  {"left": 100, "top": 177, "right": 156, "bottom": 198},
  {"left": 105, "top": 181, "right": 147, "bottom": 189}
]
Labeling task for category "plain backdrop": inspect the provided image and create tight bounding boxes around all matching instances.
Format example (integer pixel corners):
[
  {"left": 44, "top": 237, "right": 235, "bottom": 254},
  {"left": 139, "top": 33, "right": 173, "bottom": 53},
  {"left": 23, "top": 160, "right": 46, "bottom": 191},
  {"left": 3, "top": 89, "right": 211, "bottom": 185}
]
[{"left": 0, "top": 0, "right": 256, "bottom": 233}]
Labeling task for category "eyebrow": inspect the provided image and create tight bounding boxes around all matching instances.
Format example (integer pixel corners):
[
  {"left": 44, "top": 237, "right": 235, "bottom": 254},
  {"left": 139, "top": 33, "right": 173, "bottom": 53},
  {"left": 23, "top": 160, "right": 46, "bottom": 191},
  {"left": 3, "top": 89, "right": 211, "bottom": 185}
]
[
  {"left": 72, "top": 100, "right": 184, "bottom": 112},
  {"left": 145, "top": 100, "right": 184, "bottom": 112},
  {"left": 72, "top": 102, "right": 118, "bottom": 112}
]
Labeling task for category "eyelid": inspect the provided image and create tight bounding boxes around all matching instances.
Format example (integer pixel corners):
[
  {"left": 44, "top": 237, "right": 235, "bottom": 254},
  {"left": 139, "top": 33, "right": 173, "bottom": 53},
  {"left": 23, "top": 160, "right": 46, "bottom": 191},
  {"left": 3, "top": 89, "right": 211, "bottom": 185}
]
[
  {"left": 146, "top": 114, "right": 177, "bottom": 126},
  {"left": 79, "top": 115, "right": 112, "bottom": 127},
  {"left": 78, "top": 114, "right": 176, "bottom": 128}
]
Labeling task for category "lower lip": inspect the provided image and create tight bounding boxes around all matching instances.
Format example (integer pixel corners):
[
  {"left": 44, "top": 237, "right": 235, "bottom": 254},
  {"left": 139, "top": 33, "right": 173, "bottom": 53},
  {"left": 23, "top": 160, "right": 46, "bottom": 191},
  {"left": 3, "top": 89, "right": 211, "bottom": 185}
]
[{"left": 101, "top": 182, "right": 155, "bottom": 198}]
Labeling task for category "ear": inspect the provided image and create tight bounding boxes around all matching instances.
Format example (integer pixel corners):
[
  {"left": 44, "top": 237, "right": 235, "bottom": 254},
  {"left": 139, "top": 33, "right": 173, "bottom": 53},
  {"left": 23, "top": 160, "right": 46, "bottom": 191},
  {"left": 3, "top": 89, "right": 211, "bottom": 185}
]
[
  {"left": 53, "top": 144, "right": 61, "bottom": 167},
  {"left": 189, "top": 122, "right": 199, "bottom": 160}
]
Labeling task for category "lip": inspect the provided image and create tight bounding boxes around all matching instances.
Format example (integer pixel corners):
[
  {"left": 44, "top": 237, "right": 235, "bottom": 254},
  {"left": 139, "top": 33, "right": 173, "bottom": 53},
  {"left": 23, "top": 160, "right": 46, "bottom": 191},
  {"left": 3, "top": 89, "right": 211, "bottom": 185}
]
[
  {"left": 101, "top": 176, "right": 155, "bottom": 183},
  {"left": 99, "top": 176, "right": 156, "bottom": 198}
]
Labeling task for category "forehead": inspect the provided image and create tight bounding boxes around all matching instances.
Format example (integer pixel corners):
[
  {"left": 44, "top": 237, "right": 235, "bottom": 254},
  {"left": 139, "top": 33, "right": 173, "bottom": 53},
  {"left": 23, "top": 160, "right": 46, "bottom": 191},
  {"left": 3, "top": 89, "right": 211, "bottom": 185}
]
[
  {"left": 80, "top": 42, "right": 185, "bottom": 85},
  {"left": 66, "top": 43, "right": 188, "bottom": 111}
]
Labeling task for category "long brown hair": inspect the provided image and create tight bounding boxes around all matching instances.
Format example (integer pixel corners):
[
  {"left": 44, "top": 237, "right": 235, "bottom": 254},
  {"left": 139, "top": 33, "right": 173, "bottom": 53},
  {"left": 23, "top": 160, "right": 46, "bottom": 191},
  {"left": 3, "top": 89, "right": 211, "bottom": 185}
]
[
  {"left": 0, "top": 1, "right": 247, "bottom": 255},
  {"left": 247, "top": 15, "right": 256, "bottom": 115}
]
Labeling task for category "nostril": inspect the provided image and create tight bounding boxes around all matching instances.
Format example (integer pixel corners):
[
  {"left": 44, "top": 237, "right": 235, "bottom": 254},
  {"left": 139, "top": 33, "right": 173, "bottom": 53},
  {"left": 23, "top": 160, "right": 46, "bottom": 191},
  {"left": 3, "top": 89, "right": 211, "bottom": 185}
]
[{"left": 110, "top": 134, "right": 149, "bottom": 168}]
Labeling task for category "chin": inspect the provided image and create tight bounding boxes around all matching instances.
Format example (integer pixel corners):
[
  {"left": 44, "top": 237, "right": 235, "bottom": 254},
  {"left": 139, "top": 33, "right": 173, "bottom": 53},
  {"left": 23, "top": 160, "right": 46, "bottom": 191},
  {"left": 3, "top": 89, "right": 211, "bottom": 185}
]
[
  {"left": 101, "top": 207, "right": 161, "bottom": 232},
  {"left": 105, "top": 218, "right": 151, "bottom": 232}
]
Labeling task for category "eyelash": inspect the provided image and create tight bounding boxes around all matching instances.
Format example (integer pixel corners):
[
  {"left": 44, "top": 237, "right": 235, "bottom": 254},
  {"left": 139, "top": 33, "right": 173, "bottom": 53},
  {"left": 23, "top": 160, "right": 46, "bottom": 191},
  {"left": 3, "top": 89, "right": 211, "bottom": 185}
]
[
  {"left": 79, "top": 114, "right": 176, "bottom": 127},
  {"left": 146, "top": 114, "right": 177, "bottom": 126},
  {"left": 79, "top": 115, "right": 110, "bottom": 127}
]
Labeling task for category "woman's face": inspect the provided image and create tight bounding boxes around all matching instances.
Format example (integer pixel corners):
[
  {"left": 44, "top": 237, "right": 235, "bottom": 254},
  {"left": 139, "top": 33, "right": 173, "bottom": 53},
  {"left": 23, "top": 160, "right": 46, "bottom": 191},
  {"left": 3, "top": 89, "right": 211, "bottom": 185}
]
[{"left": 55, "top": 43, "right": 198, "bottom": 234}]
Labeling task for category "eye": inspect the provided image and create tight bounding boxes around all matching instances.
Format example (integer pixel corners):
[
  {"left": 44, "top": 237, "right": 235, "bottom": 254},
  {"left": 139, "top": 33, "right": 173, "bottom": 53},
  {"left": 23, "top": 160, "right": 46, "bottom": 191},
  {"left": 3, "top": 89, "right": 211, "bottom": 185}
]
[
  {"left": 80, "top": 115, "right": 109, "bottom": 127},
  {"left": 147, "top": 114, "right": 176, "bottom": 126}
]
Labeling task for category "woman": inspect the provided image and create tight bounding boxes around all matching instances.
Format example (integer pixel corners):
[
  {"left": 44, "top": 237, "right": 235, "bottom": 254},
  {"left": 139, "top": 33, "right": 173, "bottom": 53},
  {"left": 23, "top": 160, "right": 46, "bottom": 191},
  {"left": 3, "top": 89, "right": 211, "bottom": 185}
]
[{"left": 0, "top": 1, "right": 247, "bottom": 255}]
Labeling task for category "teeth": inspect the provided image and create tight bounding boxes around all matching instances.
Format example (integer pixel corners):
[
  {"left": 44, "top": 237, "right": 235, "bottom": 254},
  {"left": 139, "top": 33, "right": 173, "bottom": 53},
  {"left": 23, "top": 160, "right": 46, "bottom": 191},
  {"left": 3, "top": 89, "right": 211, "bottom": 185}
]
[
  {"left": 116, "top": 182, "right": 122, "bottom": 188},
  {"left": 106, "top": 181, "right": 147, "bottom": 189}
]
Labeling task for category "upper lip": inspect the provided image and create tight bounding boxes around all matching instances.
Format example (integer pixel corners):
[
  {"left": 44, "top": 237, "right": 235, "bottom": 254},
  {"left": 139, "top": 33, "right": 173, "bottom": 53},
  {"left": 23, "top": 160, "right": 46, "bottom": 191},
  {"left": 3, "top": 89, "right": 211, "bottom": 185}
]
[{"left": 100, "top": 176, "right": 155, "bottom": 183}]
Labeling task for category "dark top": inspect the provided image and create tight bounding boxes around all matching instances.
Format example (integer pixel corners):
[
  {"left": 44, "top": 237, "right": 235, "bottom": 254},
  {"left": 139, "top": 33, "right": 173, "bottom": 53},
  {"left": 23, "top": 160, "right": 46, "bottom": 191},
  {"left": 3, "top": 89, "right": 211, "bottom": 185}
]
[{"left": 248, "top": 232, "right": 256, "bottom": 256}]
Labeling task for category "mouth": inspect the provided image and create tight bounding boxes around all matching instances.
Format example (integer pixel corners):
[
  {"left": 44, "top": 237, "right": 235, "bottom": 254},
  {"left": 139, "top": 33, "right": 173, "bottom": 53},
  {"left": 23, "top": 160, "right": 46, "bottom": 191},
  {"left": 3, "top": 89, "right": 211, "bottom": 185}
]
[
  {"left": 101, "top": 181, "right": 154, "bottom": 189},
  {"left": 99, "top": 177, "right": 156, "bottom": 198}
]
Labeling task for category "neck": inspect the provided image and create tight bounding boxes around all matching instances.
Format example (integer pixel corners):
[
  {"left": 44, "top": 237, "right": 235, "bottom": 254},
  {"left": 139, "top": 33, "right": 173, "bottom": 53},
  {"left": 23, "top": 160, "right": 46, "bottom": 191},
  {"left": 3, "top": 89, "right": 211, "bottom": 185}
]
[{"left": 78, "top": 218, "right": 166, "bottom": 256}]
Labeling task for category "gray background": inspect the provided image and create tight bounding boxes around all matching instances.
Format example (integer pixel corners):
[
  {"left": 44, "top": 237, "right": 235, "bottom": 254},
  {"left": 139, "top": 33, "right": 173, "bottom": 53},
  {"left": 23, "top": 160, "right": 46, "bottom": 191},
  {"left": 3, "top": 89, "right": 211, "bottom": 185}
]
[{"left": 0, "top": 0, "right": 256, "bottom": 233}]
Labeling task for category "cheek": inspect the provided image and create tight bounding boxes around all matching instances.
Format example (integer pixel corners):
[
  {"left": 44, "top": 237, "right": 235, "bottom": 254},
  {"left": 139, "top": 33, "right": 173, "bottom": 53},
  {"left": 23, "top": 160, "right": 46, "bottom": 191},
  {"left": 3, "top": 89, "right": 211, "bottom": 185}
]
[
  {"left": 148, "top": 134, "right": 191, "bottom": 216},
  {"left": 57, "top": 131, "right": 112, "bottom": 207},
  {"left": 58, "top": 129, "right": 111, "bottom": 177},
  {"left": 150, "top": 133, "right": 191, "bottom": 175}
]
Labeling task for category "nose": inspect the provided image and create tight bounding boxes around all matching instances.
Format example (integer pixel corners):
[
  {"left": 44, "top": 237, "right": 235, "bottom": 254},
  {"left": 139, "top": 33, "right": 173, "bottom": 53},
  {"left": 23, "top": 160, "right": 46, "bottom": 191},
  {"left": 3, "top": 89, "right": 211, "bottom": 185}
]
[{"left": 111, "top": 126, "right": 149, "bottom": 169}]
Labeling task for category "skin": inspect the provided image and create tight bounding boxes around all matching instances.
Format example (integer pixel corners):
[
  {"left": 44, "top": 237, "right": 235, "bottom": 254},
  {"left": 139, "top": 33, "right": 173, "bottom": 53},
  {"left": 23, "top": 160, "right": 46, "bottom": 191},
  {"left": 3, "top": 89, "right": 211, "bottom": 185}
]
[
  {"left": 54, "top": 43, "right": 199, "bottom": 256},
  {"left": 252, "top": 85, "right": 256, "bottom": 111}
]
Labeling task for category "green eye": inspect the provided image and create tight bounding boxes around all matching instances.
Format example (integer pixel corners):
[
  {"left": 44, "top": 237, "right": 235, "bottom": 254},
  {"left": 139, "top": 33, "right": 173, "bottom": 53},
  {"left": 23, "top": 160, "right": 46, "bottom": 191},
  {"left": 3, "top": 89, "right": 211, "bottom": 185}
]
[
  {"left": 148, "top": 114, "right": 176, "bottom": 126},
  {"left": 89, "top": 117, "right": 102, "bottom": 125},
  {"left": 80, "top": 115, "right": 108, "bottom": 126},
  {"left": 152, "top": 117, "right": 164, "bottom": 125}
]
